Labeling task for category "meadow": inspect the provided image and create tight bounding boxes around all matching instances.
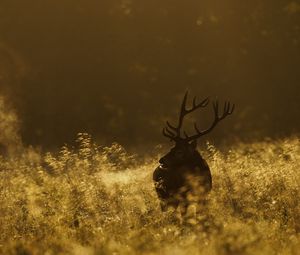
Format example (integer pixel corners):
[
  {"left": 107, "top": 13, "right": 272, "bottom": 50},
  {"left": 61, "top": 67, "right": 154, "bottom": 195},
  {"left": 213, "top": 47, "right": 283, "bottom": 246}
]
[{"left": 0, "top": 133, "right": 299, "bottom": 255}]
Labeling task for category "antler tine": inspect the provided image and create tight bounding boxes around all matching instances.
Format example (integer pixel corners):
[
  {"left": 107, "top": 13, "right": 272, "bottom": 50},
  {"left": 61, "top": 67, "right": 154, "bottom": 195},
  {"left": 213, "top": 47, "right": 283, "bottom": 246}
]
[
  {"left": 213, "top": 100, "right": 219, "bottom": 118},
  {"left": 185, "top": 99, "right": 235, "bottom": 142},
  {"left": 166, "top": 121, "right": 178, "bottom": 131},
  {"left": 194, "top": 123, "right": 201, "bottom": 134},
  {"left": 162, "top": 92, "right": 189, "bottom": 141},
  {"left": 162, "top": 128, "right": 175, "bottom": 140},
  {"left": 165, "top": 126, "right": 177, "bottom": 137},
  {"left": 163, "top": 91, "right": 211, "bottom": 142},
  {"left": 229, "top": 103, "right": 235, "bottom": 114},
  {"left": 192, "top": 97, "right": 197, "bottom": 108},
  {"left": 186, "top": 97, "right": 209, "bottom": 113},
  {"left": 200, "top": 97, "right": 210, "bottom": 107},
  {"left": 178, "top": 92, "right": 210, "bottom": 136},
  {"left": 220, "top": 101, "right": 234, "bottom": 120},
  {"left": 223, "top": 101, "right": 228, "bottom": 115},
  {"left": 178, "top": 91, "right": 189, "bottom": 125},
  {"left": 181, "top": 91, "right": 189, "bottom": 112}
]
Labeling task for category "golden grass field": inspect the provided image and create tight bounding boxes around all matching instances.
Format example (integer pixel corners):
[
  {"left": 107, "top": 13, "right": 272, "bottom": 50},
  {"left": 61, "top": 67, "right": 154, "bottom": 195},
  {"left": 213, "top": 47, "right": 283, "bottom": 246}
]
[{"left": 0, "top": 133, "right": 299, "bottom": 255}]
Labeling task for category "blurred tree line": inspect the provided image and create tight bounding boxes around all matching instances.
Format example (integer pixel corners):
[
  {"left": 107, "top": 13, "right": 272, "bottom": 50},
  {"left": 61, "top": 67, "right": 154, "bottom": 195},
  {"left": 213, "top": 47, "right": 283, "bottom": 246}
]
[{"left": 0, "top": 0, "right": 299, "bottom": 150}]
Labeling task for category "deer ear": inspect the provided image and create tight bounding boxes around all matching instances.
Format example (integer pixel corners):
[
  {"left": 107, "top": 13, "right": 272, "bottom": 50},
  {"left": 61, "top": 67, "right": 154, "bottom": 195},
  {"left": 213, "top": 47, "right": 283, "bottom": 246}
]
[{"left": 190, "top": 140, "right": 197, "bottom": 149}]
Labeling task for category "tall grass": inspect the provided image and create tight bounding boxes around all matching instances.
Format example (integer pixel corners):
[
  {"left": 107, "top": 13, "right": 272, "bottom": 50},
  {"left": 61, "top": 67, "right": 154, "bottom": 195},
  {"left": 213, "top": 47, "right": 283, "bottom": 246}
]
[{"left": 0, "top": 133, "right": 299, "bottom": 255}]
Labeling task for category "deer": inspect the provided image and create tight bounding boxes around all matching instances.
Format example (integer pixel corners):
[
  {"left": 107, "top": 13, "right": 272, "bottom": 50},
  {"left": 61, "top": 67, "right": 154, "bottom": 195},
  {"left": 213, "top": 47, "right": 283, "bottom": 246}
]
[{"left": 153, "top": 92, "right": 234, "bottom": 216}]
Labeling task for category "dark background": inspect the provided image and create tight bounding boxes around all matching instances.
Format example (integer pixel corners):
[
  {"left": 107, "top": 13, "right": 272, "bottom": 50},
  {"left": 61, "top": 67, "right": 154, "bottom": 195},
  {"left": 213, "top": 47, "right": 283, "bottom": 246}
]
[{"left": 0, "top": 0, "right": 299, "bottom": 150}]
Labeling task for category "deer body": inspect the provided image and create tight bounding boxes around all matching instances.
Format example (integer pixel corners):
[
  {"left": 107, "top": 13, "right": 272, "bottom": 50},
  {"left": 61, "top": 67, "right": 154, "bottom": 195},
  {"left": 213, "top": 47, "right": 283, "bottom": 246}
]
[
  {"left": 153, "top": 143, "right": 212, "bottom": 211},
  {"left": 153, "top": 92, "right": 234, "bottom": 212}
]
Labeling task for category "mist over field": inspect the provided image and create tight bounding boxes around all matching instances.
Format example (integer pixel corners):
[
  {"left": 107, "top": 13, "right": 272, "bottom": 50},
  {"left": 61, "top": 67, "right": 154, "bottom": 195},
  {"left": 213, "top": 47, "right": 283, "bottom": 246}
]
[{"left": 0, "top": 1, "right": 299, "bottom": 255}]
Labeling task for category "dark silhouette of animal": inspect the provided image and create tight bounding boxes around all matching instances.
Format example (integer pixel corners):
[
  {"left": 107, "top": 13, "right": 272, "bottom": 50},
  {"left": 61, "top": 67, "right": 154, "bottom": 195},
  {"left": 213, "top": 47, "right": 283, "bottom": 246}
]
[{"left": 153, "top": 92, "right": 234, "bottom": 214}]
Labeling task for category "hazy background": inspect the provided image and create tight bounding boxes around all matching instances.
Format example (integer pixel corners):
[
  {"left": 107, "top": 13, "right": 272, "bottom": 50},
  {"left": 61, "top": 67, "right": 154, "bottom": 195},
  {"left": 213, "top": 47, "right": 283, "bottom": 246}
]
[{"left": 0, "top": 0, "right": 299, "bottom": 151}]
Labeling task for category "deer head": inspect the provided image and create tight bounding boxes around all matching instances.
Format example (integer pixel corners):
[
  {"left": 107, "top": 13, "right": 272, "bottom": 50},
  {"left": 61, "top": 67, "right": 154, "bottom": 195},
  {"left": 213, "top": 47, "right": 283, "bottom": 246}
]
[{"left": 159, "top": 92, "right": 234, "bottom": 167}]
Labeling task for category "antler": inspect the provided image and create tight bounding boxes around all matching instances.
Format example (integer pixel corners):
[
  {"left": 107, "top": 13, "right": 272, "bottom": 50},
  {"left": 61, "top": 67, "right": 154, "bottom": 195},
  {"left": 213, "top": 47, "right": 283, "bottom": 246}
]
[
  {"left": 184, "top": 99, "right": 235, "bottom": 142},
  {"left": 163, "top": 91, "right": 209, "bottom": 141}
]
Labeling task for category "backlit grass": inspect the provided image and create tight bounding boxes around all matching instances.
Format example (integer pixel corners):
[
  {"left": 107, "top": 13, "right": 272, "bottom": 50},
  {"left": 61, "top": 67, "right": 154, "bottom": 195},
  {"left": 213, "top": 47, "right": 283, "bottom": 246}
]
[{"left": 0, "top": 133, "right": 299, "bottom": 255}]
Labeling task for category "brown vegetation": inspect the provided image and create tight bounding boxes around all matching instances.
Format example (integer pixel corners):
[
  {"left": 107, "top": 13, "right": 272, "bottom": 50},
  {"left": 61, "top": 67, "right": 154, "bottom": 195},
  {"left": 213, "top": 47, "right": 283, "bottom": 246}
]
[{"left": 0, "top": 133, "right": 299, "bottom": 254}]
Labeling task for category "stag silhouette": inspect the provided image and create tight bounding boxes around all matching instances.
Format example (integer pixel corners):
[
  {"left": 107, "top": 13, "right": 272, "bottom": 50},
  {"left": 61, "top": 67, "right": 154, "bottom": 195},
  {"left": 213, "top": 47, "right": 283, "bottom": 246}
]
[{"left": 153, "top": 92, "right": 234, "bottom": 214}]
